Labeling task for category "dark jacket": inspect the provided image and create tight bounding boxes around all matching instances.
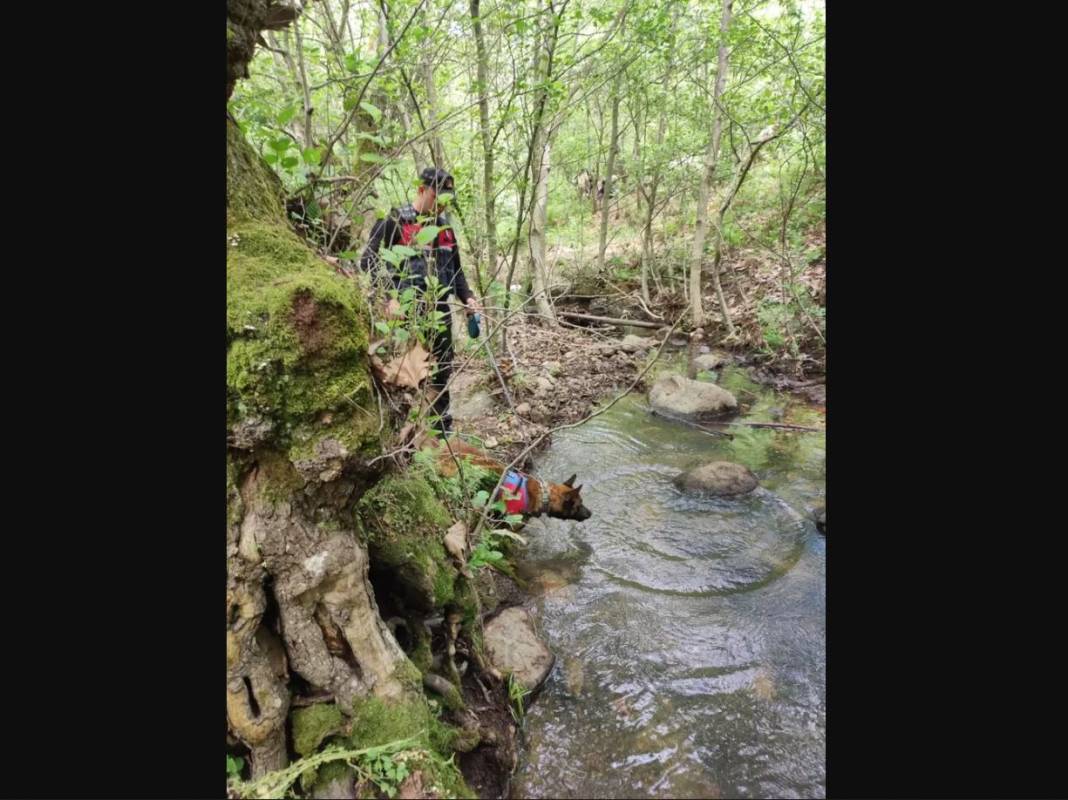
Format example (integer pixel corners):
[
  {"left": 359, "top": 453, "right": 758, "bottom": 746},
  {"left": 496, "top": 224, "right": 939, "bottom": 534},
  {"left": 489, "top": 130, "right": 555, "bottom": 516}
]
[{"left": 359, "top": 204, "right": 474, "bottom": 305}]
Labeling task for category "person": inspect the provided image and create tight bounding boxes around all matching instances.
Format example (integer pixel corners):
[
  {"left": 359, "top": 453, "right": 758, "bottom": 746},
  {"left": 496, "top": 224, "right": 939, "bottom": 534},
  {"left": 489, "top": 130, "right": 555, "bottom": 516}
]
[{"left": 359, "top": 167, "right": 480, "bottom": 434}]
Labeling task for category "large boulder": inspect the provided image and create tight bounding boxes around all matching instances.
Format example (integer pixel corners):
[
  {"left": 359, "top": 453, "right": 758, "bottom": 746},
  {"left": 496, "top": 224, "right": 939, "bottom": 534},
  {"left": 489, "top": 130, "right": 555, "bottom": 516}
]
[
  {"left": 673, "top": 461, "right": 759, "bottom": 496},
  {"left": 483, "top": 607, "right": 555, "bottom": 692},
  {"left": 649, "top": 374, "right": 737, "bottom": 420}
]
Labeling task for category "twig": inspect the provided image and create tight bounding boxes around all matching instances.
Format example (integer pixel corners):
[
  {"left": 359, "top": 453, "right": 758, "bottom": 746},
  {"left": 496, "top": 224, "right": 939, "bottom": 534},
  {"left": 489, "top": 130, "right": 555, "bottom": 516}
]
[
  {"left": 559, "top": 311, "right": 661, "bottom": 329},
  {"left": 634, "top": 403, "right": 733, "bottom": 438},
  {"left": 721, "top": 419, "right": 821, "bottom": 432}
]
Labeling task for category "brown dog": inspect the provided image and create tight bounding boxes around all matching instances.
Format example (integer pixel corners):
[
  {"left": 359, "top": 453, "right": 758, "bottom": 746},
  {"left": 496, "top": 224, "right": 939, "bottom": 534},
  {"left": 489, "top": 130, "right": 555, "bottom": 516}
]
[{"left": 427, "top": 438, "right": 592, "bottom": 522}]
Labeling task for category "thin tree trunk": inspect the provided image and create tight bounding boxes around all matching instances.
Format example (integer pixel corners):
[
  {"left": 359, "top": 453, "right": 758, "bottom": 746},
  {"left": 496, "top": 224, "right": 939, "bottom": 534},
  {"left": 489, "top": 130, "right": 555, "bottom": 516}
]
[
  {"left": 422, "top": 0, "right": 446, "bottom": 167},
  {"left": 471, "top": 0, "right": 497, "bottom": 292},
  {"left": 292, "top": 20, "right": 314, "bottom": 150},
  {"left": 640, "top": 111, "right": 667, "bottom": 304},
  {"left": 502, "top": 0, "right": 568, "bottom": 340},
  {"left": 597, "top": 53, "right": 624, "bottom": 273},
  {"left": 688, "top": 0, "right": 733, "bottom": 327},
  {"left": 528, "top": 129, "right": 557, "bottom": 323}
]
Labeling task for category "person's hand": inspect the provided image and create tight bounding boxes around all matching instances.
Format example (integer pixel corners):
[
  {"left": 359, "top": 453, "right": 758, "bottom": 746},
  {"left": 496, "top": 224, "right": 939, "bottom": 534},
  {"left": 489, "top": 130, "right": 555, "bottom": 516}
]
[{"left": 465, "top": 296, "right": 482, "bottom": 316}]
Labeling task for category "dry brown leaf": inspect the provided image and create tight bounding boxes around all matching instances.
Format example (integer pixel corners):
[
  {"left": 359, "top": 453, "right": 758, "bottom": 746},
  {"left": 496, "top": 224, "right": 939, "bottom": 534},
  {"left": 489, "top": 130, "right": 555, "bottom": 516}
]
[
  {"left": 444, "top": 521, "right": 468, "bottom": 562},
  {"left": 381, "top": 342, "right": 431, "bottom": 389}
]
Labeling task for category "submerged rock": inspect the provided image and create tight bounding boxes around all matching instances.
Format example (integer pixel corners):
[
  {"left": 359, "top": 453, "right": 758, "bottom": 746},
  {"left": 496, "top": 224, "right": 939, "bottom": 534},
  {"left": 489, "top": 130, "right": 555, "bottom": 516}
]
[
  {"left": 674, "top": 461, "right": 759, "bottom": 496},
  {"left": 693, "top": 352, "right": 729, "bottom": 372},
  {"left": 649, "top": 374, "right": 738, "bottom": 420},
  {"left": 483, "top": 607, "right": 555, "bottom": 692}
]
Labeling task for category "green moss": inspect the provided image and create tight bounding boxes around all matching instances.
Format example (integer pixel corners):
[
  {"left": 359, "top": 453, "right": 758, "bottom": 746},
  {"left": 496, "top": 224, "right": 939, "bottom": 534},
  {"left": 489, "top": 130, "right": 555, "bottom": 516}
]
[
  {"left": 407, "top": 620, "right": 434, "bottom": 674},
  {"left": 226, "top": 458, "right": 246, "bottom": 527},
  {"left": 292, "top": 703, "right": 345, "bottom": 757},
  {"left": 227, "top": 118, "right": 284, "bottom": 224},
  {"left": 345, "top": 696, "right": 475, "bottom": 797},
  {"left": 287, "top": 409, "right": 380, "bottom": 466},
  {"left": 356, "top": 475, "right": 458, "bottom": 610},
  {"left": 312, "top": 760, "right": 353, "bottom": 792},
  {"left": 347, "top": 696, "right": 429, "bottom": 751},
  {"left": 393, "top": 658, "right": 424, "bottom": 695},
  {"left": 226, "top": 221, "right": 373, "bottom": 437},
  {"left": 452, "top": 577, "right": 480, "bottom": 628}
]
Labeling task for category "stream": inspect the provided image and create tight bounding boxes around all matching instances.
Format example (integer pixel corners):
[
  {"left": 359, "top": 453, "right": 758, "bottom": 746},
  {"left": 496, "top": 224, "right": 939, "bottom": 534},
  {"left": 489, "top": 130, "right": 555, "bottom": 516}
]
[{"left": 510, "top": 366, "right": 826, "bottom": 799}]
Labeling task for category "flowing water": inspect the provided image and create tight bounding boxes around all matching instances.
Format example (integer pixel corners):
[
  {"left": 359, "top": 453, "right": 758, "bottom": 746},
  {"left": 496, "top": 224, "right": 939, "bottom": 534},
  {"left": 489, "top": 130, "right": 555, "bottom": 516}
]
[{"left": 510, "top": 366, "right": 825, "bottom": 799}]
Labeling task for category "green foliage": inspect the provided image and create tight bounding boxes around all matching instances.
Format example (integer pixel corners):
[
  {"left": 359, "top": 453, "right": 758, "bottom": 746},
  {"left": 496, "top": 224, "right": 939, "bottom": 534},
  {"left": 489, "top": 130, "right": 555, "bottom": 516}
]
[
  {"left": 227, "top": 755, "right": 244, "bottom": 780},
  {"left": 507, "top": 673, "right": 531, "bottom": 723}
]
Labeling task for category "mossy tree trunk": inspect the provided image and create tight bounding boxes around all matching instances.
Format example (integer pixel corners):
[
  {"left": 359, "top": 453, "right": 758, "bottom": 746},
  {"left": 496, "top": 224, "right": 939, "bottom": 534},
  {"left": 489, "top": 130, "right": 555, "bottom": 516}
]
[{"left": 226, "top": 1, "right": 447, "bottom": 783}]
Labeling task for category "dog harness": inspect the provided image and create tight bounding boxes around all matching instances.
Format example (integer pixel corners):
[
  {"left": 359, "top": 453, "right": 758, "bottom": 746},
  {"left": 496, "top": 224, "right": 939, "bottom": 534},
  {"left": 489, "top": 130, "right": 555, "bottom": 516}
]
[
  {"left": 500, "top": 470, "right": 551, "bottom": 516},
  {"left": 501, "top": 470, "right": 528, "bottom": 515}
]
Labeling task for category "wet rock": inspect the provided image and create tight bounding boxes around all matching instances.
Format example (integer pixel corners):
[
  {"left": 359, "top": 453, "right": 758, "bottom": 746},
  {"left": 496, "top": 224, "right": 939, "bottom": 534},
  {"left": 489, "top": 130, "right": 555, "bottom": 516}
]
[
  {"left": 563, "top": 657, "right": 585, "bottom": 695},
  {"left": 814, "top": 505, "right": 826, "bottom": 534},
  {"left": 694, "top": 352, "right": 729, "bottom": 372},
  {"left": 673, "top": 461, "right": 759, "bottom": 496},
  {"left": 483, "top": 607, "right": 555, "bottom": 692},
  {"left": 649, "top": 374, "right": 738, "bottom": 420}
]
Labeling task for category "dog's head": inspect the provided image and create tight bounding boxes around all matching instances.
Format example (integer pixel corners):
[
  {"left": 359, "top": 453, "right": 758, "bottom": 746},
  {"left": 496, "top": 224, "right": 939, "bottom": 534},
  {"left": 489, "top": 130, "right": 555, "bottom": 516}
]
[{"left": 548, "top": 474, "right": 593, "bottom": 521}]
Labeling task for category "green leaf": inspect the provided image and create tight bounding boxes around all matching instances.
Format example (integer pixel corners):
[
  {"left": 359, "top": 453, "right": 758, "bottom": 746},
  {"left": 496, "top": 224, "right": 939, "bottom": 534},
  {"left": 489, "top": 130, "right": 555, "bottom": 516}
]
[
  {"left": 270, "top": 137, "right": 291, "bottom": 152},
  {"left": 343, "top": 94, "right": 357, "bottom": 111},
  {"left": 393, "top": 245, "right": 418, "bottom": 257},
  {"left": 281, "top": 156, "right": 299, "bottom": 169},
  {"left": 360, "top": 152, "right": 387, "bottom": 164},
  {"left": 344, "top": 53, "right": 361, "bottom": 73},
  {"left": 393, "top": 328, "right": 410, "bottom": 342},
  {"left": 414, "top": 226, "right": 442, "bottom": 245},
  {"left": 378, "top": 248, "right": 402, "bottom": 266},
  {"left": 277, "top": 105, "right": 297, "bottom": 126},
  {"left": 302, "top": 146, "right": 322, "bottom": 165},
  {"left": 473, "top": 490, "right": 490, "bottom": 508},
  {"left": 338, "top": 250, "right": 359, "bottom": 259},
  {"left": 375, "top": 321, "right": 390, "bottom": 334},
  {"left": 360, "top": 101, "right": 382, "bottom": 122},
  {"left": 263, "top": 152, "right": 279, "bottom": 165}
]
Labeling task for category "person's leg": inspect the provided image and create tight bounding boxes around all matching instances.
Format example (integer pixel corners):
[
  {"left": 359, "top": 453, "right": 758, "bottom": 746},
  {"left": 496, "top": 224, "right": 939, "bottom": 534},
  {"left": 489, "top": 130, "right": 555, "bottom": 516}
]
[{"left": 430, "top": 305, "right": 454, "bottom": 434}]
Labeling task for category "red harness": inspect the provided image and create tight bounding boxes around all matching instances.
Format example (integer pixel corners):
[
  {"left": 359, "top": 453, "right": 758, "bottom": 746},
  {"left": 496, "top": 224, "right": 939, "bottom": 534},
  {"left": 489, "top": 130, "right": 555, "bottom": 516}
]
[{"left": 500, "top": 470, "right": 528, "bottom": 515}]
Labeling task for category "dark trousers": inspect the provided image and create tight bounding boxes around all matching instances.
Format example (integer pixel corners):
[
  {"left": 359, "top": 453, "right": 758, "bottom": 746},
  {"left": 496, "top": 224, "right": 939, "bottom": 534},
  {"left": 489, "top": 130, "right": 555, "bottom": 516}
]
[{"left": 430, "top": 302, "right": 454, "bottom": 432}]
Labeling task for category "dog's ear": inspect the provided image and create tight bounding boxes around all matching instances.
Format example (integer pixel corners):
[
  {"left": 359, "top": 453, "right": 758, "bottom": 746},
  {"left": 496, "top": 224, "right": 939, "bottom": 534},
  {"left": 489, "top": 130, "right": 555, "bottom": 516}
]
[
  {"left": 571, "top": 484, "right": 582, "bottom": 493},
  {"left": 564, "top": 474, "right": 576, "bottom": 487}
]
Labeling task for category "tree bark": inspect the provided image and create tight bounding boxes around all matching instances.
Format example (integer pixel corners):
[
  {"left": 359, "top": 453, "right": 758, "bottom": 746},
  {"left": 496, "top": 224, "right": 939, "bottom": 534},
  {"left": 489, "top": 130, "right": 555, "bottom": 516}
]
[
  {"left": 528, "top": 128, "right": 557, "bottom": 323},
  {"left": 596, "top": 22, "right": 624, "bottom": 273},
  {"left": 471, "top": 0, "right": 498, "bottom": 290},
  {"left": 687, "top": 0, "right": 733, "bottom": 327}
]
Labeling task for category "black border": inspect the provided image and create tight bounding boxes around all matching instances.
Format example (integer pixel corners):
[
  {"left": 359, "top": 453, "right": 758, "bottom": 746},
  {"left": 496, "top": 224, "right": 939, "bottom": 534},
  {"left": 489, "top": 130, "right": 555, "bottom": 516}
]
[{"left": 8, "top": 1, "right": 1062, "bottom": 798}]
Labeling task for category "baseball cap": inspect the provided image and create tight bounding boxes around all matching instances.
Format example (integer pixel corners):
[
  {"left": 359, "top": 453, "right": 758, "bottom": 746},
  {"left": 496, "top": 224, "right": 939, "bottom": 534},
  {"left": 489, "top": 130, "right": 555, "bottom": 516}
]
[{"left": 419, "top": 167, "right": 454, "bottom": 194}]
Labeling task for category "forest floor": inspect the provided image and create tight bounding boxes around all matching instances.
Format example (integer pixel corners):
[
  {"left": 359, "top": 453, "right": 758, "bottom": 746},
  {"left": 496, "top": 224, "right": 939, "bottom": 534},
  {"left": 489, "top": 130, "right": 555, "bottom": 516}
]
[{"left": 449, "top": 223, "right": 826, "bottom": 464}]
